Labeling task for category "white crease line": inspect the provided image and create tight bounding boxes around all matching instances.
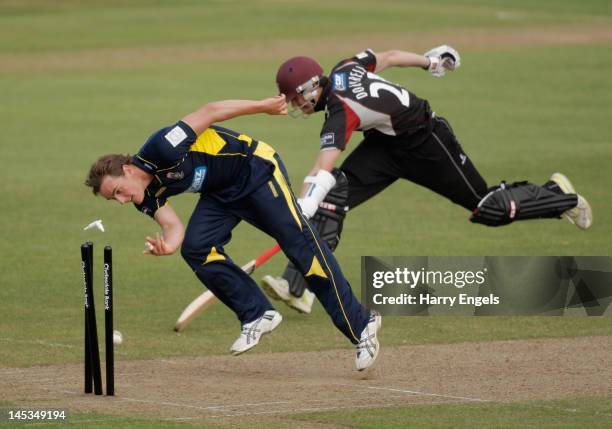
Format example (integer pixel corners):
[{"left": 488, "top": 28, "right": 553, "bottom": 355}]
[
  {"left": 220, "top": 406, "right": 340, "bottom": 416},
  {"left": 218, "top": 399, "right": 466, "bottom": 417},
  {"left": 0, "top": 337, "right": 129, "bottom": 357},
  {"left": 336, "top": 383, "right": 489, "bottom": 403},
  {"left": 46, "top": 389, "right": 78, "bottom": 395},
  {"left": 213, "top": 400, "right": 465, "bottom": 417},
  {"left": 0, "top": 369, "right": 33, "bottom": 376},
  {"left": 165, "top": 417, "right": 198, "bottom": 421},
  {"left": 39, "top": 387, "right": 612, "bottom": 419},
  {"left": 1, "top": 337, "right": 76, "bottom": 349},
  {"left": 44, "top": 388, "right": 291, "bottom": 411},
  {"left": 160, "top": 393, "right": 419, "bottom": 417},
  {"left": 121, "top": 396, "right": 291, "bottom": 411},
  {"left": 120, "top": 397, "right": 218, "bottom": 412},
  {"left": 206, "top": 401, "right": 292, "bottom": 410},
  {"left": 4, "top": 378, "right": 58, "bottom": 384},
  {"left": 45, "top": 385, "right": 479, "bottom": 416},
  {"left": 366, "top": 386, "right": 489, "bottom": 402},
  {"left": 41, "top": 388, "right": 612, "bottom": 420}
]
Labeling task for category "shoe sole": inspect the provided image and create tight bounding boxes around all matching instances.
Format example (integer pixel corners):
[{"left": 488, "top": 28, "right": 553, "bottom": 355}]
[
  {"left": 550, "top": 172, "right": 576, "bottom": 194},
  {"left": 286, "top": 291, "right": 315, "bottom": 314},
  {"left": 230, "top": 314, "right": 283, "bottom": 356},
  {"left": 574, "top": 195, "right": 593, "bottom": 230},
  {"left": 261, "top": 277, "right": 313, "bottom": 313},
  {"left": 261, "top": 276, "right": 291, "bottom": 302},
  {"left": 286, "top": 299, "right": 311, "bottom": 314},
  {"left": 551, "top": 173, "right": 592, "bottom": 229}
]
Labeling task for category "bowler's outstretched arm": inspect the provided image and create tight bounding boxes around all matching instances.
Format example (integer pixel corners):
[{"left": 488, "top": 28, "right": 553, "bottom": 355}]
[{"left": 182, "top": 95, "right": 287, "bottom": 135}]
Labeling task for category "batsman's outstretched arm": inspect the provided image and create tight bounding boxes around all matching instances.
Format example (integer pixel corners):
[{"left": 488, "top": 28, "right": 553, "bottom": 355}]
[
  {"left": 374, "top": 50, "right": 430, "bottom": 73},
  {"left": 374, "top": 46, "right": 460, "bottom": 77},
  {"left": 182, "top": 95, "right": 288, "bottom": 135},
  {"left": 144, "top": 204, "right": 185, "bottom": 256}
]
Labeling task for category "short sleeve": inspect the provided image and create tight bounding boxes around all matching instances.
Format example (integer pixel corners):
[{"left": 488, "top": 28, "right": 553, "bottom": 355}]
[
  {"left": 351, "top": 49, "right": 377, "bottom": 72},
  {"left": 319, "top": 96, "right": 360, "bottom": 152},
  {"left": 132, "top": 121, "right": 197, "bottom": 173}
]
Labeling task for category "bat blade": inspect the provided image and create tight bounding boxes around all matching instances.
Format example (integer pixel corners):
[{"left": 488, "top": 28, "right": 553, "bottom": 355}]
[{"left": 174, "top": 290, "right": 216, "bottom": 332}]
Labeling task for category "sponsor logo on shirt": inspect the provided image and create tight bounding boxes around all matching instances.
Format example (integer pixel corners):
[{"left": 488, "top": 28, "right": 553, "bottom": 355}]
[
  {"left": 333, "top": 73, "right": 347, "bottom": 91},
  {"left": 165, "top": 125, "right": 188, "bottom": 148},
  {"left": 320, "top": 132, "right": 335, "bottom": 149},
  {"left": 186, "top": 166, "right": 207, "bottom": 193}
]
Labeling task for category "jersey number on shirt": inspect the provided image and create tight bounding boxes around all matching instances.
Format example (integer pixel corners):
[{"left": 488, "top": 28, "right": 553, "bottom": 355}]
[{"left": 367, "top": 72, "right": 410, "bottom": 107}]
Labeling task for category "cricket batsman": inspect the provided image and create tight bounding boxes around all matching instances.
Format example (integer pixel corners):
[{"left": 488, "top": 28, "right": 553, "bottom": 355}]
[
  {"left": 85, "top": 95, "right": 381, "bottom": 371},
  {"left": 261, "top": 46, "right": 593, "bottom": 313}
]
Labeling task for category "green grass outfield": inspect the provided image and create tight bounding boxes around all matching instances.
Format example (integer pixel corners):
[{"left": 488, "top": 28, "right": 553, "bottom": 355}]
[{"left": 1, "top": 1, "right": 611, "bottom": 428}]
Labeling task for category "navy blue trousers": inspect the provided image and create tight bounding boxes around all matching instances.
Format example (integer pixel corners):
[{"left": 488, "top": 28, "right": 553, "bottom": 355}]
[{"left": 180, "top": 143, "right": 369, "bottom": 344}]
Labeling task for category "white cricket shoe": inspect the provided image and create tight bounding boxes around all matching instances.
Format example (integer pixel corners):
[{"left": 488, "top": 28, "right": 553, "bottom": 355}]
[
  {"left": 230, "top": 310, "right": 282, "bottom": 355},
  {"left": 261, "top": 275, "right": 292, "bottom": 301},
  {"left": 550, "top": 173, "right": 593, "bottom": 230},
  {"left": 288, "top": 289, "right": 315, "bottom": 314},
  {"left": 261, "top": 275, "right": 315, "bottom": 314},
  {"left": 355, "top": 311, "right": 382, "bottom": 371}
]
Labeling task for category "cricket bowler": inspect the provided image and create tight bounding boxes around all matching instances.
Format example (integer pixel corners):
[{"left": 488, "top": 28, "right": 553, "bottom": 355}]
[{"left": 85, "top": 95, "right": 381, "bottom": 371}]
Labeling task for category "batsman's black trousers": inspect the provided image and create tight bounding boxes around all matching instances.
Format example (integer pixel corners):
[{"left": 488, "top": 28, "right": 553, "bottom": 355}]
[{"left": 340, "top": 116, "right": 488, "bottom": 211}]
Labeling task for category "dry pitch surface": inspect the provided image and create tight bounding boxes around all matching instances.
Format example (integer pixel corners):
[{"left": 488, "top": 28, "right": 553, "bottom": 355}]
[{"left": 1, "top": 336, "right": 610, "bottom": 427}]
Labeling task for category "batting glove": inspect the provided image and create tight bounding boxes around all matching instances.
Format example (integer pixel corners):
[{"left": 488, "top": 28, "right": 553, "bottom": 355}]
[{"left": 424, "top": 45, "right": 461, "bottom": 77}]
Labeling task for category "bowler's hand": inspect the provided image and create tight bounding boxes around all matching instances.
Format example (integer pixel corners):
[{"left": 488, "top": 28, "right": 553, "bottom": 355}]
[
  {"left": 144, "top": 233, "right": 174, "bottom": 256},
  {"left": 261, "top": 95, "right": 288, "bottom": 115}
]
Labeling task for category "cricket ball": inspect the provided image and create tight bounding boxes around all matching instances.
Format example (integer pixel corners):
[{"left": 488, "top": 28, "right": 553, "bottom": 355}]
[{"left": 113, "top": 330, "right": 123, "bottom": 345}]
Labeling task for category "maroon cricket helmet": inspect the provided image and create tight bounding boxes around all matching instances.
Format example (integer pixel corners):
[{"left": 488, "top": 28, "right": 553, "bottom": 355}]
[{"left": 276, "top": 56, "right": 324, "bottom": 102}]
